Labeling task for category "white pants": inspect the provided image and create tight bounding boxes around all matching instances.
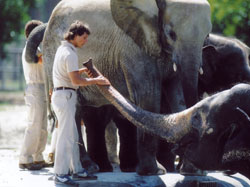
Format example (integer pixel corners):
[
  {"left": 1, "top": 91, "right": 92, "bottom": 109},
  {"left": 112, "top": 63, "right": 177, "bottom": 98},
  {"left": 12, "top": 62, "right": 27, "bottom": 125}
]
[
  {"left": 52, "top": 90, "right": 83, "bottom": 175},
  {"left": 19, "top": 84, "right": 47, "bottom": 164}
]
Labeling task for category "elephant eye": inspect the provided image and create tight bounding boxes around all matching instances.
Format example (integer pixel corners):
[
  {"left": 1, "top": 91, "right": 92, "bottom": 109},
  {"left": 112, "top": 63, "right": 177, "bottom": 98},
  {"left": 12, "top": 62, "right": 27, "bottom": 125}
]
[
  {"left": 169, "top": 30, "right": 177, "bottom": 41},
  {"left": 191, "top": 113, "right": 202, "bottom": 129},
  {"left": 163, "top": 25, "right": 176, "bottom": 41}
]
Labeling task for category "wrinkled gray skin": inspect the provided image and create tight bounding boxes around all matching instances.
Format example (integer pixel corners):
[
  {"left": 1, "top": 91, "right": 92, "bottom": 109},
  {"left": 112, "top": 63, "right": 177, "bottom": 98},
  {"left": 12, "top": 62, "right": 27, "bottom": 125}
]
[
  {"left": 94, "top": 80, "right": 250, "bottom": 179},
  {"left": 42, "top": 0, "right": 211, "bottom": 175}
]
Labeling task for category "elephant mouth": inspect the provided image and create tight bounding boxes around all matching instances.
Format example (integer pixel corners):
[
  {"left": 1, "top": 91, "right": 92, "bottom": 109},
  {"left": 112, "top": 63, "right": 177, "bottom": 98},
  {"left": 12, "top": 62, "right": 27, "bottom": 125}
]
[
  {"left": 222, "top": 149, "right": 250, "bottom": 163},
  {"left": 173, "top": 132, "right": 198, "bottom": 156}
]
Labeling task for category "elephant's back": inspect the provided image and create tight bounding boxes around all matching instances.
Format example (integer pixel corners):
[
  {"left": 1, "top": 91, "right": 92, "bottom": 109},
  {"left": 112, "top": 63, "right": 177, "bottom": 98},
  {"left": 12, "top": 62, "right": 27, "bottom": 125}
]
[
  {"left": 205, "top": 83, "right": 250, "bottom": 122},
  {"left": 42, "top": 0, "right": 151, "bottom": 106},
  {"left": 42, "top": 0, "right": 116, "bottom": 81},
  {"left": 45, "top": 0, "right": 113, "bottom": 38}
]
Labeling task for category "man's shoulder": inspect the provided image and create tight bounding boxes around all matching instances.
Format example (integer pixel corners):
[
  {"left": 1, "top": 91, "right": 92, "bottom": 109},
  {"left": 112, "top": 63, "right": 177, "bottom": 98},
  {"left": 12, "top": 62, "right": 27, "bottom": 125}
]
[{"left": 59, "top": 44, "right": 75, "bottom": 54}]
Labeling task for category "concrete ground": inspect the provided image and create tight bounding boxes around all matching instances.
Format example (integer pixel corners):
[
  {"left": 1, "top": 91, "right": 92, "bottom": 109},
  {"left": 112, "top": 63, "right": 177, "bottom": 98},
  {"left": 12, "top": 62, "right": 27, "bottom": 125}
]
[
  {"left": 0, "top": 104, "right": 250, "bottom": 187},
  {"left": 1, "top": 150, "right": 250, "bottom": 187}
]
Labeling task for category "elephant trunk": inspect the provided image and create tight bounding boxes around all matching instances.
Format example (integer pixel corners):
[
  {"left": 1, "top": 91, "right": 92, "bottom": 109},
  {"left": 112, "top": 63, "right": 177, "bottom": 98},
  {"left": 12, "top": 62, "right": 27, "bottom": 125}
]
[
  {"left": 177, "top": 45, "right": 202, "bottom": 107},
  {"left": 243, "top": 68, "right": 250, "bottom": 83},
  {"left": 181, "top": 64, "right": 199, "bottom": 108},
  {"left": 25, "top": 23, "right": 47, "bottom": 63},
  {"left": 84, "top": 60, "right": 192, "bottom": 143}
]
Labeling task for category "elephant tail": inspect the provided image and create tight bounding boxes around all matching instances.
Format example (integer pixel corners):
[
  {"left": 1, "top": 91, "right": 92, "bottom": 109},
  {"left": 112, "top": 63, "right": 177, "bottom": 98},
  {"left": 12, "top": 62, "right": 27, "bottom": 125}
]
[{"left": 25, "top": 23, "right": 47, "bottom": 63}]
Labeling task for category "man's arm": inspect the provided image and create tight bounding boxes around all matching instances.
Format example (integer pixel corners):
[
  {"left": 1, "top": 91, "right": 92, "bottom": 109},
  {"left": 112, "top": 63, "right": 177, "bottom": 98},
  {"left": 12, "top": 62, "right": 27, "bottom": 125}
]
[{"left": 68, "top": 71, "right": 110, "bottom": 87}]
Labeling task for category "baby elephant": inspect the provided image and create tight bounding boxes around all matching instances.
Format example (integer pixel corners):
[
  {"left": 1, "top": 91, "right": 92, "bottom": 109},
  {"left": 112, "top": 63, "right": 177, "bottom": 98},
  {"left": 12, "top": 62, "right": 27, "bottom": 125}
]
[
  {"left": 199, "top": 33, "right": 250, "bottom": 97},
  {"left": 93, "top": 79, "right": 250, "bottom": 179}
]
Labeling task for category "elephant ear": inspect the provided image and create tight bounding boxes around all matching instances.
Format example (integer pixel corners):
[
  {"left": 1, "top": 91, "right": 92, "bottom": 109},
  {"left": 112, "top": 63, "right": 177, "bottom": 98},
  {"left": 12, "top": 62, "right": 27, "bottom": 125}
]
[
  {"left": 25, "top": 23, "right": 47, "bottom": 63},
  {"left": 222, "top": 108, "right": 250, "bottom": 163},
  {"left": 202, "top": 45, "right": 219, "bottom": 78},
  {"left": 110, "top": 0, "right": 161, "bottom": 57}
]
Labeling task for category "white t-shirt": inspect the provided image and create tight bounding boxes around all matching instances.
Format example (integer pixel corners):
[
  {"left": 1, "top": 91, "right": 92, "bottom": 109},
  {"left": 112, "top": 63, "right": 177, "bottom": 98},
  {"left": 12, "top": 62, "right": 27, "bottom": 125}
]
[
  {"left": 52, "top": 41, "right": 79, "bottom": 89},
  {"left": 22, "top": 44, "right": 44, "bottom": 84}
]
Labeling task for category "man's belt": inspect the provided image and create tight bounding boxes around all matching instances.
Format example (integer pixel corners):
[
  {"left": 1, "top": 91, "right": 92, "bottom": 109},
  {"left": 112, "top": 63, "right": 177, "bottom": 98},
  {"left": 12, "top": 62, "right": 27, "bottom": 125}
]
[{"left": 53, "top": 87, "right": 76, "bottom": 91}]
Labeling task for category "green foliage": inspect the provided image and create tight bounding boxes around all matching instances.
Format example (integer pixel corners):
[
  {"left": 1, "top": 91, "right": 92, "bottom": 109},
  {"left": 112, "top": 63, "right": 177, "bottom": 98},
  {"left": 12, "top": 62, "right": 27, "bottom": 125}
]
[
  {"left": 208, "top": 0, "right": 250, "bottom": 46},
  {"left": 0, "top": 0, "right": 37, "bottom": 57}
]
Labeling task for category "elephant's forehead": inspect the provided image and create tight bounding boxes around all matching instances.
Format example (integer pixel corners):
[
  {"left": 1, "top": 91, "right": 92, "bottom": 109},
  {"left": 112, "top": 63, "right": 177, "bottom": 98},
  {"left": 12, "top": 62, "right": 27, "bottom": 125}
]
[
  {"left": 165, "top": 0, "right": 211, "bottom": 41},
  {"left": 168, "top": 0, "right": 209, "bottom": 6},
  {"left": 165, "top": 0, "right": 211, "bottom": 21},
  {"left": 61, "top": 0, "right": 106, "bottom": 5},
  {"left": 61, "top": 0, "right": 109, "bottom": 11},
  {"left": 132, "top": 0, "right": 158, "bottom": 17}
]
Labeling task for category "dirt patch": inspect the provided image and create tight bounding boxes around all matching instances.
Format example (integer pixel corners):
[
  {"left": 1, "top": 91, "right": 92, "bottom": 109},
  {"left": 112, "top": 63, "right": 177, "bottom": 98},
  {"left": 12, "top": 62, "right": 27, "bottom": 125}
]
[
  {"left": 0, "top": 91, "right": 25, "bottom": 105},
  {"left": 0, "top": 105, "right": 27, "bottom": 149}
]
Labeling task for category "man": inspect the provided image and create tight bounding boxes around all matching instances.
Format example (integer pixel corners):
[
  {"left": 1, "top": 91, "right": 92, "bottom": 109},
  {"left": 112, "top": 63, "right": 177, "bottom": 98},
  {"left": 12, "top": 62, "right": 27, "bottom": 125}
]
[
  {"left": 19, "top": 20, "right": 51, "bottom": 170},
  {"left": 52, "top": 20, "right": 110, "bottom": 186}
]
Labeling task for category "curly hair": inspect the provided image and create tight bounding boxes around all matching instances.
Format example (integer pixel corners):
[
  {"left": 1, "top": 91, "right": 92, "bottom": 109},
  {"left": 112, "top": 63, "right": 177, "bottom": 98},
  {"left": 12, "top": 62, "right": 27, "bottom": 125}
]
[
  {"left": 64, "top": 20, "right": 91, "bottom": 41},
  {"left": 24, "top": 20, "right": 43, "bottom": 38}
]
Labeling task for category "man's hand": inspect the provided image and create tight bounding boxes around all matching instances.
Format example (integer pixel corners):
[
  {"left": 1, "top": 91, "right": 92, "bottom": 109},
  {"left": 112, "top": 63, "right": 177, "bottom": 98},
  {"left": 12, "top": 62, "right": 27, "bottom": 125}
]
[
  {"left": 79, "top": 67, "right": 88, "bottom": 74},
  {"left": 38, "top": 54, "right": 43, "bottom": 64},
  {"left": 49, "top": 88, "right": 53, "bottom": 103},
  {"left": 82, "top": 58, "right": 110, "bottom": 85},
  {"left": 96, "top": 75, "right": 110, "bottom": 86},
  {"left": 85, "top": 69, "right": 94, "bottom": 78}
]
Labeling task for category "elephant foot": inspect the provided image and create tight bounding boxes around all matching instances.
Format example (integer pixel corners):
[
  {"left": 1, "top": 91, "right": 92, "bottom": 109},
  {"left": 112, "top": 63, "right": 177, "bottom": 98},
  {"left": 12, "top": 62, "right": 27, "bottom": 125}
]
[
  {"left": 179, "top": 161, "right": 207, "bottom": 176},
  {"left": 119, "top": 159, "right": 137, "bottom": 173},
  {"left": 136, "top": 162, "right": 166, "bottom": 176},
  {"left": 223, "top": 170, "right": 237, "bottom": 176},
  {"left": 158, "top": 160, "right": 176, "bottom": 172},
  {"left": 120, "top": 165, "right": 136, "bottom": 172},
  {"left": 81, "top": 159, "right": 99, "bottom": 174},
  {"left": 97, "top": 161, "right": 113, "bottom": 172},
  {"left": 108, "top": 155, "right": 120, "bottom": 164},
  {"left": 98, "top": 165, "right": 113, "bottom": 172}
]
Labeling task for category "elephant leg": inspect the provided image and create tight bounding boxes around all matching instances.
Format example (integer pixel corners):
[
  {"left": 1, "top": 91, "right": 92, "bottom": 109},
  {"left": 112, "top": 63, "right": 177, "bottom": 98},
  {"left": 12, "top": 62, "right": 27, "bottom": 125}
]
[
  {"left": 163, "top": 77, "right": 186, "bottom": 170},
  {"left": 137, "top": 130, "right": 166, "bottom": 175},
  {"left": 113, "top": 113, "right": 138, "bottom": 172},
  {"left": 83, "top": 107, "right": 113, "bottom": 172},
  {"left": 157, "top": 140, "right": 176, "bottom": 172},
  {"left": 163, "top": 77, "right": 186, "bottom": 113},
  {"left": 159, "top": 89, "right": 178, "bottom": 173},
  {"left": 75, "top": 105, "right": 99, "bottom": 173},
  {"left": 164, "top": 78, "right": 204, "bottom": 175},
  {"left": 105, "top": 121, "right": 119, "bottom": 164}
]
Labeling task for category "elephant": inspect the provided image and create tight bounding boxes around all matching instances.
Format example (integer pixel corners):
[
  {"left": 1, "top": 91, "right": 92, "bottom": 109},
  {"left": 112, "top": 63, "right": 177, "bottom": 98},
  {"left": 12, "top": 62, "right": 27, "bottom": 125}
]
[
  {"left": 83, "top": 61, "right": 250, "bottom": 179},
  {"left": 199, "top": 33, "right": 250, "bottom": 97},
  {"left": 79, "top": 32, "right": 250, "bottom": 173},
  {"left": 157, "top": 33, "right": 250, "bottom": 174},
  {"left": 24, "top": 23, "right": 47, "bottom": 63},
  {"left": 39, "top": 0, "right": 212, "bottom": 175},
  {"left": 76, "top": 33, "right": 250, "bottom": 174},
  {"left": 78, "top": 33, "right": 250, "bottom": 174}
]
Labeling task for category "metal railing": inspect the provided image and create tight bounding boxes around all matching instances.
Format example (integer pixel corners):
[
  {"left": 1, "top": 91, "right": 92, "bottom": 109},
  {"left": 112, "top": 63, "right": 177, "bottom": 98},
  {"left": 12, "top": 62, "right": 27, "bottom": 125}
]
[{"left": 0, "top": 48, "right": 25, "bottom": 91}]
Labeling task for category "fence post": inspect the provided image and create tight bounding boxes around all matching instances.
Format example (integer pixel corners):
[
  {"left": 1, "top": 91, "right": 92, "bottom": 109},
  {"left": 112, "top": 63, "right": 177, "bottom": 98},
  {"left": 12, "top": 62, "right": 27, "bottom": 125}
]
[
  {"left": 17, "top": 52, "right": 23, "bottom": 90},
  {"left": 0, "top": 48, "right": 24, "bottom": 91},
  {"left": 0, "top": 63, "right": 5, "bottom": 90}
]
